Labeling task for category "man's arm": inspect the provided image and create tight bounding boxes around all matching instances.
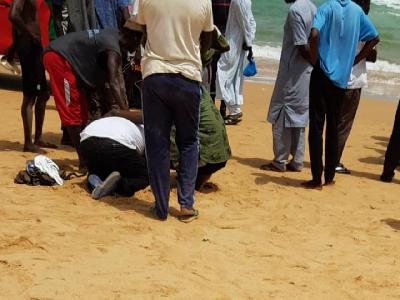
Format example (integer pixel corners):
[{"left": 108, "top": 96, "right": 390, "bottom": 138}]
[
  {"left": 354, "top": 37, "right": 380, "bottom": 65},
  {"left": 105, "top": 108, "right": 143, "bottom": 124},
  {"left": 9, "top": 0, "right": 40, "bottom": 44},
  {"left": 309, "top": 28, "right": 319, "bottom": 66},
  {"left": 200, "top": 31, "right": 212, "bottom": 57},
  {"left": 298, "top": 44, "right": 312, "bottom": 65},
  {"left": 106, "top": 51, "right": 129, "bottom": 110}
]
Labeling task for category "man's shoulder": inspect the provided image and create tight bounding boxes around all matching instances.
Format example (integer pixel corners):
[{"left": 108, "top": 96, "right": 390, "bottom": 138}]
[{"left": 289, "top": 0, "right": 316, "bottom": 16}]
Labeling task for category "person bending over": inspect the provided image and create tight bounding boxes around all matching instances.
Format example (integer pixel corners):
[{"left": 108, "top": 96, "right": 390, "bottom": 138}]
[
  {"left": 43, "top": 22, "right": 142, "bottom": 170},
  {"left": 80, "top": 111, "right": 149, "bottom": 199}
]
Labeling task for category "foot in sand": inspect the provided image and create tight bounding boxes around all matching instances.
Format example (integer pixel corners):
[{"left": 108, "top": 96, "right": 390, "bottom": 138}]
[
  {"left": 301, "top": 180, "right": 323, "bottom": 190},
  {"left": 34, "top": 140, "right": 58, "bottom": 149},
  {"left": 91, "top": 171, "right": 121, "bottom": 200},
  {"left": 177, "top": 208, "right": 199, "bottom": 223},
  {"left": 23, "top": 143, "right": 46, "bottom": 154},
  {"left": 260, "top": 163, "right": 285, "bottom": 172}
]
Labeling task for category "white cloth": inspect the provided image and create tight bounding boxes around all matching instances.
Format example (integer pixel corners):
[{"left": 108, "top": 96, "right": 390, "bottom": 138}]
[
  {"left": 80, "top": 117, "right": 145, "bottom": 154},
  {"left": 34, "top": 155, "right": 64, "bottom": 186},
  {"left": 347, "top": 42, "right": 368, "bottom": 89},
  {"left": 135, "top": 0, "right": 214, "bottom": 82},
  {"left": 216, "top": 0, "right": 256, "bottom": 108}
]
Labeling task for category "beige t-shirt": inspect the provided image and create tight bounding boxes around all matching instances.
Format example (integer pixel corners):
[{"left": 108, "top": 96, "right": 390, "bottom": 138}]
[{"left": 135, "top": 0, "right": 214, "bottom": 82}]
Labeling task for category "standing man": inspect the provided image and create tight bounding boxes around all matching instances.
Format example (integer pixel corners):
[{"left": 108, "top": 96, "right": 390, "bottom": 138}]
[
  {"left": 9, "top": 0, "right": 56, "bottom": 153},
  {"left": 135, "top": 0, "right": 214, "bottom": 221},
  {"left": 263, "top": 0, "right": 316, "bottom": 172},
  {"left": 304, "top": 0, "right": 379, "bottom": 189},
  {"left": 216, "top": 0, "right": 256, "bottom": 125},
  {"left": 336, "top": 0, "right": 378, "bottom": 174}
]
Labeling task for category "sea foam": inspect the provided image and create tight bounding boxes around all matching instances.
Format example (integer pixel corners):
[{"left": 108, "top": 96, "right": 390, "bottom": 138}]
[{"left": 253, "top": 44, "right": 400, "bottom": 75}]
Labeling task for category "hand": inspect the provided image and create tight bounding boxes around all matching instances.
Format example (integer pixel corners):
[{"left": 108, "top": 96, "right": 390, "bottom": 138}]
[
  {"left": 242, "top": 43, "right": 251, "bottom": 51},
  {"left": 247, "top": 47, "right": 253, "bottom": 60}
]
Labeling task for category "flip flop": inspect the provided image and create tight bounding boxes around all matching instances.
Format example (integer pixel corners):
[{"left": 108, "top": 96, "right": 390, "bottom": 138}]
[
  {"left": 177, "top": 209, "right": 199, "bottom": 223},
  {"left": 260, "top": 163, "right": 285, "bottom": 172}
]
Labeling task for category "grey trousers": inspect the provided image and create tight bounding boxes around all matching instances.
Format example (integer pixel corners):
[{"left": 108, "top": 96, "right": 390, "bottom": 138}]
[
  {"left": 337, "top": 88, "right": 361, "bottom": 163},
  {"left": 271, "top": 111, "right": 305, "bottom": 171}
]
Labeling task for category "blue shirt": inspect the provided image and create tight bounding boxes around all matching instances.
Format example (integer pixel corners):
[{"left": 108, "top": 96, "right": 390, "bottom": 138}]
[
  {"left": 313, "top": 0, "right": 378, "bottom": 89},
  {"left": 94, "top": 0, "right": 129, "bottom": 29}
]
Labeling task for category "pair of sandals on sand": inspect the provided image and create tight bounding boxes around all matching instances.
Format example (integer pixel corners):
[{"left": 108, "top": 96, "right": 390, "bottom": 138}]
[
  {"left": 150, "top": 206, "right": 199, "bottom": 223},
  {"left": 224, "top": 112, "right": 243, "bottom": 125}
]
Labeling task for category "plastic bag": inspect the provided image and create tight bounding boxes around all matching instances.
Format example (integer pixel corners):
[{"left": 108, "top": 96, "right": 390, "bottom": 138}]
[{"left": 243, "top": 58, "right": 257, "bottom": 77}]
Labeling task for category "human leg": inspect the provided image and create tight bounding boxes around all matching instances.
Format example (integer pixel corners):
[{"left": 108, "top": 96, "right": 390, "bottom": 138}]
[
  {"left": 381, "top": 101, "right": 400, "bottom": 182},
  {"left": 170, "top": 76, "right": 201, "bottom": 211},
  {"left": 271, "top": 110, "right": 291, "bottom": 171},
  {"left": 44, "top": 51, "right": 88, "bottom": 168},
  {"left": 337, "top": 88, "right": 361, "bottom": 164},
  {"left": 142, "top": 75, "right": 173, "bottom": 220},
  {"left": 307, "top": 67, "right": 326, "bottom": 185},
  {"left": 324, "top": 81, "right": 346, "bottom": 183},
  {"left": 288, "top": 127, "right": 305, "bottom": 171}
]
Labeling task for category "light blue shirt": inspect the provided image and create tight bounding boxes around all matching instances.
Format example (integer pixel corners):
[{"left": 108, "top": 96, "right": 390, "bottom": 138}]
[{"left": 313, "top": 0, "right": 378, "bottom": 89}]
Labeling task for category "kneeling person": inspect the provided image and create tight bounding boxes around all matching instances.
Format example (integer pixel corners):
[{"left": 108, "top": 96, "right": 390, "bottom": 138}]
[{"left": 80, "top": 115, "right": 149, "bottom": 199}]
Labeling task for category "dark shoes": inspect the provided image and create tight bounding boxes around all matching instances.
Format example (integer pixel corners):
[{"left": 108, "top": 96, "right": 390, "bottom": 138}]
[
  {"left": 335, "top": 163, "right": 351, "bottom": 174},
  {"left": 224, "top": 112, "right": 243, "bottom": 125}
]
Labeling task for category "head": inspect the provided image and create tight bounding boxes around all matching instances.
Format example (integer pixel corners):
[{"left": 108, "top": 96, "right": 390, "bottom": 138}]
[
  {"left": 119, "top": 19, "right": 145, "bottom": 52},
  {"left": 353, "top": 0, "right": 370, "bottom": 14},
  {"left": 284, "top": 0, "right": 296, "bottom": 3}
]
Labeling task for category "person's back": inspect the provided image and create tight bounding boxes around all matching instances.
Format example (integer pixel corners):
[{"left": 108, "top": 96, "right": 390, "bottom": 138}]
[
  {"left": 212, "top": 0, "right": 231, "bottom": 34},
  {"left": 136, "top": 0, "right": 213, "bottom": 82},
  {"left": 135, "top": 0, "right": 213, "bottom": 221},
  {"left": 314, "top": 0, "right": 377, "bottom": 88},
  {"left": 46, "top": 28, "right": 121, "bottom": 89}
]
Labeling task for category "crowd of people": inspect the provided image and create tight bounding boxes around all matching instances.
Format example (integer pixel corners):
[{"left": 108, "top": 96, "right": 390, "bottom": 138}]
[{"left": 4, "top": 0, "right": 399, "bottom": 222}]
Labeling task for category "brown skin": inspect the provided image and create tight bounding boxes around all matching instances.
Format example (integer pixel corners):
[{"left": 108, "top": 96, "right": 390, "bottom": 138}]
[
  {"left": 64, "top": 28, "right": 143, "bottom": 169},
  {"left": 9, "top": 0, "right": 55, "bottom": 153}
]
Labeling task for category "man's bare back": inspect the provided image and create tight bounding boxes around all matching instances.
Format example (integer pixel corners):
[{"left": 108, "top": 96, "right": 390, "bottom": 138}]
[{"left": 10, "top": 0, "right": 41, "bottom": 45}]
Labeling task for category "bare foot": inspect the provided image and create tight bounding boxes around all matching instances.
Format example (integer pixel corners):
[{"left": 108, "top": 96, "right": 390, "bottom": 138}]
[
  {"left": 34, "top": 140, "right": 58, "bottom": 149},
  {"left": 324, "top": 180, "right": 336, "bottom": 186},
  {"left": 301, "top": 180, "right": 322, "bottom": 190},
  {"left": 23, "top": 143, "right": 46, "bottom": 154}
]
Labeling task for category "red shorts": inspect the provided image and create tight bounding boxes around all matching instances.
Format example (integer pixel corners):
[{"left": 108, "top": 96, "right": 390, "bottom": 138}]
[{"left": 43, "top": 51, "right": 88, "bottom": 126}]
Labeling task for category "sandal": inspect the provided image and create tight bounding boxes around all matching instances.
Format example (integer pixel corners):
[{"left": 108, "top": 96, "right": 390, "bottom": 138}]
[
  {"left": 260, "top": 163, "right": 285, "bottom": 172},
  {"left": 224, "top": 118, "right": 240, "bottom": 125},
  {"left": 177, "top": 208, "right": 199, "bottom": 223}
]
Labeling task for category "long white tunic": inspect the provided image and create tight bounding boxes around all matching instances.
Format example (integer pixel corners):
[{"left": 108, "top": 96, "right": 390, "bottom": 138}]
[{"left": 216, "top": 0, "right": 256, "bottom": 107}]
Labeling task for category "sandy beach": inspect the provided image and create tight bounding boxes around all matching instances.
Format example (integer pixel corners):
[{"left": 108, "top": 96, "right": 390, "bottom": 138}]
[{"left": 1, "top": 79, "right": 400, "bottom": 299}]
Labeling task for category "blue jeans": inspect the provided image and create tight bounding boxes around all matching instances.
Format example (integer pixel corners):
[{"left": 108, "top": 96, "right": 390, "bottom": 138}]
[{"left": 142, "top": 74, "right": 200, "bottom": 219}]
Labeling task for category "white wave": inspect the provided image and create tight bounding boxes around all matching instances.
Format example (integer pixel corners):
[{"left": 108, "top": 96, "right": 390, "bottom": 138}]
[
  {"left": 372, "top": 0, "right": 400, "bottom": 10},
  {"left": 367, "top": 60, "right": 400, "bottom": 74},
  {"left": 253, "top": 44, "right": 282, "bottom": 61},
  {"left": 253, "top": 44, "right": 400, "bottom": 74}
]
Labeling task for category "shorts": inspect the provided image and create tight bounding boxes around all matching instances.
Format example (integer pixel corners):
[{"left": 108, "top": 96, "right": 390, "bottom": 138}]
[
  {"left": 43, "top": 51, "right": 88, "bottom": 126},
  {"left": 14, "top": 37, "right": 48, "bottom": 97}
]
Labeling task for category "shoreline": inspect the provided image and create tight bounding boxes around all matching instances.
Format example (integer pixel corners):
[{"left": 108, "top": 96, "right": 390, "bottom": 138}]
[{"left": 253, "top": 56, "right": 400, "bottom": 101}]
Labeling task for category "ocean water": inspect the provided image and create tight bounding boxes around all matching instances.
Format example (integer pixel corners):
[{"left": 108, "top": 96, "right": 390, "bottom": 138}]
[{"left": 251, "top": 0, "right": 400, "bottom": 99}]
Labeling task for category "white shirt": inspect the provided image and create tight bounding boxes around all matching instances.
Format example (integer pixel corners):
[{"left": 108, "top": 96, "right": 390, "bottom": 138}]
[
  {"left": 347, "top": 43, "right": 368, "bottom": 89},
  {"left": 80, "top": 117, "right": 145, "bottom": 155},
  {"left": 135, "top": 0, "right": 214, "bottom": 82}
]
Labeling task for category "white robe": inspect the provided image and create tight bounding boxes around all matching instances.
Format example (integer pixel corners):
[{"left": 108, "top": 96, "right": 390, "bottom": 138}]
[{"left": 216, "top": 0, "right": 256, "bottom": 108}]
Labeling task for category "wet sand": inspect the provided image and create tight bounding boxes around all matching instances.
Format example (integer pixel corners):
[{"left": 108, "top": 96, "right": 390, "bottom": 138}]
[{"left": 1, "top": 80, "right": 400, "bottom": 299}]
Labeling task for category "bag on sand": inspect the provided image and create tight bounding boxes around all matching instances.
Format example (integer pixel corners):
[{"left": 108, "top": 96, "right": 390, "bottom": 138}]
[{"left": 243, "top": 58, "right": 257, "bottom": 77}]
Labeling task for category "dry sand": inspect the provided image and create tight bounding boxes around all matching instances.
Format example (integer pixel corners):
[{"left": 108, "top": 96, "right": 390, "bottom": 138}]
[{"left": 0, "top": 80, "right": 400, "bottom": 299}]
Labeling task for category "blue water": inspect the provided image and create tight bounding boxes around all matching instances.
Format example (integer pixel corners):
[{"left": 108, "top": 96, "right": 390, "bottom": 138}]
[{"left": 253, "top": 0, "right": 400, "bottom": 66}]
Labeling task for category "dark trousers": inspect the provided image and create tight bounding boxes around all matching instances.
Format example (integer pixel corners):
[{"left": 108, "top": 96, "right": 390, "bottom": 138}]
[
  {"left": 80, "top": 137, "right": 149, "bottom": 196},
  {"left": 142, "top": 74, "right": 200, "bottom": 219},
  {"left": 309, "top": 66, "right": 345, "bottom": 183},
  {"left": 382, "top": 101, "right": 400, "bottom": 181},
  {"left": 337, "top": 88, "right": 362, "bottom": 162}
]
